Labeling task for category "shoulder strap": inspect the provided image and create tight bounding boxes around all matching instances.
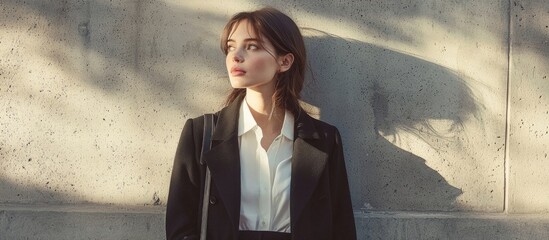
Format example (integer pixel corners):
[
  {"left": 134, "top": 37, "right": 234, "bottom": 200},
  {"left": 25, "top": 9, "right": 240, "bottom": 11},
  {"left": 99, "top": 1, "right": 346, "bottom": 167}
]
[
  {"left": 200, "top": 114, "right": 215, "bottom": 165},
  {"left": 200, "top": 114, "right": 215, "bottom": 240}
]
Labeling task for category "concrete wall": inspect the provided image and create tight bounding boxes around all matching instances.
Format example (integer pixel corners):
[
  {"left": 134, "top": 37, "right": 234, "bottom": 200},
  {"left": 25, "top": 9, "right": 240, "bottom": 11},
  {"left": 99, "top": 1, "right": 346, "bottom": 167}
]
[
  {"left": 508, "top": 0, "right": 549, "bottom": 213},
  {"left": 1, "top": 0, "right": 548, "bottom": 239}
]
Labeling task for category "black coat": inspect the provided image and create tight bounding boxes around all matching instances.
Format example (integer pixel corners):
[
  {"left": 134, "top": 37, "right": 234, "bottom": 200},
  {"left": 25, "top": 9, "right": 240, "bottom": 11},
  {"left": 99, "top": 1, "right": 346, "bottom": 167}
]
[{"left": 166, "top": 97, "right": 356, "bottom": 240}]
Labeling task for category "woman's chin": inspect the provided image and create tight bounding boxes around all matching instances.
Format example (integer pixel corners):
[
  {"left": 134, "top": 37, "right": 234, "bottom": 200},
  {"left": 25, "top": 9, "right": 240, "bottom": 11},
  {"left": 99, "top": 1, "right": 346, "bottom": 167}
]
[{"left": 229, "top": 80, "right": 249, "bottom": 89}]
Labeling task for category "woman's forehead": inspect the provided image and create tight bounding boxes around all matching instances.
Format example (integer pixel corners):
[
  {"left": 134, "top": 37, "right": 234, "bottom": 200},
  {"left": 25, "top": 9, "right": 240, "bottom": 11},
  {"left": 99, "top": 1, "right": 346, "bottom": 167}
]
[{"left": 228, "top": 19, "right": 260, "bottom": 40}]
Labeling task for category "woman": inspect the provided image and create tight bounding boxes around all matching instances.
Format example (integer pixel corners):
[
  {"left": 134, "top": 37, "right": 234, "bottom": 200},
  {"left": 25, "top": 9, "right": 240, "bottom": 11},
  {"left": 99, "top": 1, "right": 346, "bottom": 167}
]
[{"left": 166, "top": 7, "right": 356, "bottom": 240}]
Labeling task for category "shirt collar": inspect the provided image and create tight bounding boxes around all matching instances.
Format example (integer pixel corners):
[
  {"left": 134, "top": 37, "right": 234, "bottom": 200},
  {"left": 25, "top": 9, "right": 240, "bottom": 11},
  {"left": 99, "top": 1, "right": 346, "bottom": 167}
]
[
  {"left": 238, "top": 98, "right": 294, "bottom": 141},
  {"left": 238, "top": 98, "right": 257, "bottom": 136},
  {"left": 280, "top": 108, "right": 294, "bottom": 141}
]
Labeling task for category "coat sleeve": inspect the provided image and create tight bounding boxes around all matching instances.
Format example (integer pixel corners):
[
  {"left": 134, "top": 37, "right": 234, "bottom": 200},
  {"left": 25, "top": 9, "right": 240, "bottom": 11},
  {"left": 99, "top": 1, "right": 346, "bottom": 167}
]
[
  {"left": 166, "top": 118, "right": 202, "bottom": 240},
  {"left": 330, "top": 128, "right": 357, "bottom": 240}
]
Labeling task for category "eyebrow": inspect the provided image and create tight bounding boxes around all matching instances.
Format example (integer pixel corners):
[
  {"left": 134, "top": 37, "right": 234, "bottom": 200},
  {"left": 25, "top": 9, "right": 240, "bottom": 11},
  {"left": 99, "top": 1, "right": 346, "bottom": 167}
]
[{"left": 226, "top": 38, "right": 261, "bottom": 43}]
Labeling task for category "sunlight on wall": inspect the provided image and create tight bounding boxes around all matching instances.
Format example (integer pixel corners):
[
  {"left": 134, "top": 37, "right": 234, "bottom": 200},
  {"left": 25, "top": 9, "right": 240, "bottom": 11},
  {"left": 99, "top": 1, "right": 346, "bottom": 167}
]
[
  {"left": 0, "top": 2, "right": 226, "bottom": 205},
  {"left": 509, "top": 48, "right": 549, "bottom": 212},
  {"left": 1, "top": 23, "right": 184, "bottom": 204}
]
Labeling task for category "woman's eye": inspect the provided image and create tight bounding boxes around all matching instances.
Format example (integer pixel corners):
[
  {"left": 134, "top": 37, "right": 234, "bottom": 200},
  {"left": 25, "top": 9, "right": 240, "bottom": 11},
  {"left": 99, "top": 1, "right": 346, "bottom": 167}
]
[
  {"left": 247, "top": 44, "right": 258, "bottom": 50},
  {"left": 227, "top": 46, "right": 235, "bottom": 51}
]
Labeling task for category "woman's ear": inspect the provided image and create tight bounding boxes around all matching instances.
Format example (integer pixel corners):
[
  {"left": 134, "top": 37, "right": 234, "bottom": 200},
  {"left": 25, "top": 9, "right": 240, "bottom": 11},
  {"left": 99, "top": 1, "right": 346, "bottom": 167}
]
[{"left": 278, "top": 53, "right": 294, "bottom": 73}]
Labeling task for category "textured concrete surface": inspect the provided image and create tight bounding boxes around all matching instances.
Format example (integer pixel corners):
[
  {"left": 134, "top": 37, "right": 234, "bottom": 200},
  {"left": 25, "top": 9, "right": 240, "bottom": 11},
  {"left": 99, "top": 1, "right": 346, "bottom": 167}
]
[
  {"left": 0, "top": 0, "right": 217, "bottom": 205},
  {"left": 508, "top": 0, "right": 549, "bottom": 213},
  {"left": 0, "top": 204, "right": 165, "bottom": 239},
  {"left": 0, "top": 0, "right": 548, "bottom": 238},
  {"left": 356, "top": 211, "right": 549, "bottom": 239},
  {"left": 3, "top": 206, "right": 549, "bottom": 240}
]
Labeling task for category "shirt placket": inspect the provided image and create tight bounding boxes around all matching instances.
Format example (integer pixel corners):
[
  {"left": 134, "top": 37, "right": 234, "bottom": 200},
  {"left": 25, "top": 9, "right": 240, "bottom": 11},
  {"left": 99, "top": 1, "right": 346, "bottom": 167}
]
[{"left": 255, "top": 127, "right": 271, "bottom": 230}]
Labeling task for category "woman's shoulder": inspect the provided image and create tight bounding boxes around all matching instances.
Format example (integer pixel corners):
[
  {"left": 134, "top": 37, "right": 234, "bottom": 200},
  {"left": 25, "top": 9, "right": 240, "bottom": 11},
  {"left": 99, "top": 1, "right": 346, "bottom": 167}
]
[
  {"left": 309, "top": 116, "right": 338, "bottom": 131},
  {"left": 186, "top": 111, "right": 221, "bottom": 125},
  {"left": 297, "top": 110, "right": 341, "bottom": 140}
]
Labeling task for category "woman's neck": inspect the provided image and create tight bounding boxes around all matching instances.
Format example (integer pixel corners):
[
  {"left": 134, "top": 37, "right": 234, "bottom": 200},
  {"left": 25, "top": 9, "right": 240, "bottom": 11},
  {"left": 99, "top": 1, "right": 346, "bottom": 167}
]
[{"left": 245, "top": 88, "right": 284, "bottom": 133}]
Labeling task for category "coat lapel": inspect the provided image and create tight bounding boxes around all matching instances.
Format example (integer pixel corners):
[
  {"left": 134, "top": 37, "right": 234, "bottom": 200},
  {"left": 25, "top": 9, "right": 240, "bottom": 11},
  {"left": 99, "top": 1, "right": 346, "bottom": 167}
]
[
  {"left": 290, "top": 111, "right": 328, "bottom": 231},
  {"left": 201, "top": 97, "right": 242, "bottom": 233}
]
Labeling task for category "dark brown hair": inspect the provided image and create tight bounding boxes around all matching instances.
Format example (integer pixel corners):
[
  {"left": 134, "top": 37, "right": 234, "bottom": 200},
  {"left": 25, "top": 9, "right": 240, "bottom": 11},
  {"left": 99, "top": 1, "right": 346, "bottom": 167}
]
[{"left": 220, "top": 7, "right": 307, "bottom": 117}]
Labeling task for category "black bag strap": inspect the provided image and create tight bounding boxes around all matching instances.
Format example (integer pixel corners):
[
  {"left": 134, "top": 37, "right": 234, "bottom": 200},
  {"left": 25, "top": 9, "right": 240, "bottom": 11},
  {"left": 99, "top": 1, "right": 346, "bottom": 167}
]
[
  {"left": 200, "top": 114, "right": 215, "bottom": 240},
  {"left": 200, "top": 114, "right": 215, "bottom": 165}
]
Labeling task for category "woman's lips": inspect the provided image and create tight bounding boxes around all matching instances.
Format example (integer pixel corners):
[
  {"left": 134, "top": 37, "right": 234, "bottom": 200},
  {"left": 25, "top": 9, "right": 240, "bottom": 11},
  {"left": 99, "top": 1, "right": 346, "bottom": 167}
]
[{"left": 231, "top": 67, "right": 246, "bottom": 76}]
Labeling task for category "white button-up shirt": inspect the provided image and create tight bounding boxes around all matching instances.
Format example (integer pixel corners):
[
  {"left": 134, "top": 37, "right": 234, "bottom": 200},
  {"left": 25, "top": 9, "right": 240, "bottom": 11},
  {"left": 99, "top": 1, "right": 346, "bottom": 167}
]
[{"left": 238, "top": 99, "right": 294, "bottom": 233}]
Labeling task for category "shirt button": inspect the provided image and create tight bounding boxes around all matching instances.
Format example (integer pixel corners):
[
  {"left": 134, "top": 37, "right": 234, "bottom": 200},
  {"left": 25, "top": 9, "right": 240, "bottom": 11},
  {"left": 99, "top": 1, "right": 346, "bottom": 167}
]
[{"left": 209, "top": 196, "right": 217, "bottom": 205}]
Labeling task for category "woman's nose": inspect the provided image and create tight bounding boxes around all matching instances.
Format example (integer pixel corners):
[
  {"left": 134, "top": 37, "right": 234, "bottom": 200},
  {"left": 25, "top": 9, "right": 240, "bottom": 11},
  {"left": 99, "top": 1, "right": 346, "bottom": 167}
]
[
  {"left": 232, "top": 49, "right": 244, "bottom": 63},
  {"left": 233, "top": 54, "right": 243, "bottom": 63}
]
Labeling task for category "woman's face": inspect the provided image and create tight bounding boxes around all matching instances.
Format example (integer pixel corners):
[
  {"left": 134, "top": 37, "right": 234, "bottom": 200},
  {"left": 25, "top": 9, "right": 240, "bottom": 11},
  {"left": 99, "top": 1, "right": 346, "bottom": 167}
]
[{"left": 225, "top": 20, "right": 280, "bottom": 93}]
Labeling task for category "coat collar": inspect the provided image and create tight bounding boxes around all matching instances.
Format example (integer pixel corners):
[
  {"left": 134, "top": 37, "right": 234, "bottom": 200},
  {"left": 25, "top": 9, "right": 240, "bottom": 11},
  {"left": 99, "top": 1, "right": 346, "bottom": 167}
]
[{"left": 202, "top": 95, "right": 327, "bottom": 235}]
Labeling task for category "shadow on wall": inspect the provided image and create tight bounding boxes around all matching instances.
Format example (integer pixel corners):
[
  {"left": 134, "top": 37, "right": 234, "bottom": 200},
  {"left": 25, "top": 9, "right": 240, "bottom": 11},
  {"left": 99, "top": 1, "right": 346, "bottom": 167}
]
[
  {"left": 0, "top": 174, "right": 85, "bottom": 204},
  {"left": 302, "top": 29, "right": 482, "bottom": 211}
]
